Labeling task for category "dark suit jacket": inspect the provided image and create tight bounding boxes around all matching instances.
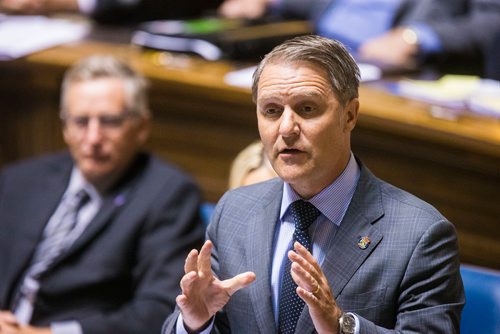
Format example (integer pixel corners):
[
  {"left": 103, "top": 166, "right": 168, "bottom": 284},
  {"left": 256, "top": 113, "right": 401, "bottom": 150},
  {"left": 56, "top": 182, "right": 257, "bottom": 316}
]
[
  {"left": 0, "top": 151, "right": 204, "bottom": 334},
  {"left": 91, "top": 0, "right": 223, "bottom": 24},
  {"left": 276, "top": 0, "right": 500, "bottom": 75},
  {"left": 163, "top": 161, "right": 464, "bottom": 333}
]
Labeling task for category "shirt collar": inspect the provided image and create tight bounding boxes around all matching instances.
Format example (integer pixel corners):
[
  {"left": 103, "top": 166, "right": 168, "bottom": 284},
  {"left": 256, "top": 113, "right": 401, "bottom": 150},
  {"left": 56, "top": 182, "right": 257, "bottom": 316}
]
[
  {"left": 280, "top": 153, "right": 360, "bottom": 226},
  {"left": 65, "top": 167, "right": 101, "bottom": 203}
]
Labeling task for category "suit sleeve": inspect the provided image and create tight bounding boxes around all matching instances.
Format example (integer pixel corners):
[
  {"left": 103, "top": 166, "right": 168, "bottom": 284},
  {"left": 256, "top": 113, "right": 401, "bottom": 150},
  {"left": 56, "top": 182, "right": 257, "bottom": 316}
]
[
  {"left": 161, "top": 191, "right": 230, "bottom": 334},
  {"left": 79, "top": 174, "right": 205, "bottom": 334},
  {"left": 274, "top": 0, "right": 332, "bottom": 20},
  {"left": 399, "top": 0, "right": 500, "bottom": 57},
  {"left": 90, "top": 0, "right": 223, "bottom": 24},
  {"left": 356, "top": 220, "right": 465, "bottom": 333},
  {"left": 427, "top": 3, "right": 500, "bottom": 56}
]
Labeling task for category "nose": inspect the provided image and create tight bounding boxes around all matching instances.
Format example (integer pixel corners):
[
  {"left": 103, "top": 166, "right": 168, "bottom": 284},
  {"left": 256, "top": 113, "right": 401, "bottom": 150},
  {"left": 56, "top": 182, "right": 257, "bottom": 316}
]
[
  {"left": 84, "top": 117, "right": 104, "bottom": 144},
  {"left": 278, "top": 107, "right": 299, "bottom": 138}
]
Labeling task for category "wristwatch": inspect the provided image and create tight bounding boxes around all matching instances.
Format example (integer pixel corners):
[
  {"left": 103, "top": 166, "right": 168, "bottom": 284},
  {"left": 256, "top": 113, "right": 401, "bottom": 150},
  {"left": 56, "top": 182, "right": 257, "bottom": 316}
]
[
  {"left": 338, "top": 312, "right": 356, "bottom": 334},
  {"left": 401, "top": 27, "right": 419, "bottom": 46}
]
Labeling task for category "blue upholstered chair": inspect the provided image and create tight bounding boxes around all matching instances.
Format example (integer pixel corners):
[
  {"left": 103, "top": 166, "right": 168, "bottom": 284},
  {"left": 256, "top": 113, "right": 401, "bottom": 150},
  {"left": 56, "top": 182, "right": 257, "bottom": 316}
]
[
  {"left": 200, "top": 202, "right": 216, "bottom": 227},
  {"left": 460, "top": 264, "right": 500, "bottom": 334}
]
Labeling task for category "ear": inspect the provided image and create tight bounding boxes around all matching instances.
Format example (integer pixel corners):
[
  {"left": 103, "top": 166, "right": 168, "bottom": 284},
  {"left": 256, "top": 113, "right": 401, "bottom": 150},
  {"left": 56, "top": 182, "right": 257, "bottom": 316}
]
[
  {"left": 137, "top": 114, "right": 151, "bottom": 145},
  {"left": 62, "top": 121, "right": 70, "bottom": 145},
  {"left": 343, "top": 98, "right": 359, "bottom": 132}
]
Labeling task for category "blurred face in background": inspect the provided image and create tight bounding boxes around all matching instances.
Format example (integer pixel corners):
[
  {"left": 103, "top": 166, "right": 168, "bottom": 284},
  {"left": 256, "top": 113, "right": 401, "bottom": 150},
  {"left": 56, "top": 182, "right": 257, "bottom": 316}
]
[{"left": 62, "top": 78, "right": 150, "bottom": 191}]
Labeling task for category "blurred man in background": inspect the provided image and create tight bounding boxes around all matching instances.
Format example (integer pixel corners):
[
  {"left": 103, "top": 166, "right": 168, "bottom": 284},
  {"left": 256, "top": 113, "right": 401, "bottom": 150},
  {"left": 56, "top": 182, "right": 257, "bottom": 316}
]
[{"left": 0, "top": 55, "right": 204, "bottom": 334}]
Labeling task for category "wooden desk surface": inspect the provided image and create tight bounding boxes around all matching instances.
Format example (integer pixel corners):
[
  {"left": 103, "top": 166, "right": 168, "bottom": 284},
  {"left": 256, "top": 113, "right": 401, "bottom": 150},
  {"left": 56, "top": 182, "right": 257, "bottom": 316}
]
[{"left": 1, "top": 40, "right": 499, "bottom": 269}]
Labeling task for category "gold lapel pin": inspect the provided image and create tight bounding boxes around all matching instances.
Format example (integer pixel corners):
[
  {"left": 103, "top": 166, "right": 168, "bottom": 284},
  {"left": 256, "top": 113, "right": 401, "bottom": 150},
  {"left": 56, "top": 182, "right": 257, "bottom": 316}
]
[{"left": 357, "top": 236, "right": 371, "bottom": 250}]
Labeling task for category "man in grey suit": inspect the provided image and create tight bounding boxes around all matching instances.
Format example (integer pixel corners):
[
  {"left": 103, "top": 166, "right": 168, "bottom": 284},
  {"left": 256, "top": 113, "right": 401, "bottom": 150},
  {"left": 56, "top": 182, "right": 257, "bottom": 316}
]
[
  {"left": 0, "top": 55, "right": 204, "bottom": 334},
  {"left": 162, "top": 35, "right": 464, "bottom": 333},
  {"left": 220, "top": 0, "right": 500, "bottom": 75}
]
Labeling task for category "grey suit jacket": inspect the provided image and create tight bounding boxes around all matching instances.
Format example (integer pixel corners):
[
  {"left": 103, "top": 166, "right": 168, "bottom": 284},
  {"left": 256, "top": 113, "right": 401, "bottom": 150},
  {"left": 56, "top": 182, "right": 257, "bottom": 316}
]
[
  {"left": 0, "top": 151, "right": 204, "bottom": 334},
  {"left": 163, "top": 161, "right": 464, "bottom": 333}
]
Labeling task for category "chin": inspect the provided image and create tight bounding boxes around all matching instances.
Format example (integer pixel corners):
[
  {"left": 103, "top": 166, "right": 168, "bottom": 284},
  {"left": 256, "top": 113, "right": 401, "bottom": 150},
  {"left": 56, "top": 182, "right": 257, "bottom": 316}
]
[
  {"left": 276, "top": 171, "right": 305, "bottom": 185},
  {"left": 81, "top": 165, "right": 112, "bottom": 182}
]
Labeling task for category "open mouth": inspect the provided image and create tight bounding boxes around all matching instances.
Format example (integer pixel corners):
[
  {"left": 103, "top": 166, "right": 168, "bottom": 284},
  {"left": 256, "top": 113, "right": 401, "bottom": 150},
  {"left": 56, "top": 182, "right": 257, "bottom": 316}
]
[{"left": 280, "top": 148, "right": 302, "bottom": 154}]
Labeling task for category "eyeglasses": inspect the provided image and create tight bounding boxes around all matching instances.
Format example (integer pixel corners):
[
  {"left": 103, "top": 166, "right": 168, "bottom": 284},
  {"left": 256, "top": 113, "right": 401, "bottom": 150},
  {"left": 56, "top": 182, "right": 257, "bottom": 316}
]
[{"left": 62, "top": 111, "right": 139, "bottom": 131}]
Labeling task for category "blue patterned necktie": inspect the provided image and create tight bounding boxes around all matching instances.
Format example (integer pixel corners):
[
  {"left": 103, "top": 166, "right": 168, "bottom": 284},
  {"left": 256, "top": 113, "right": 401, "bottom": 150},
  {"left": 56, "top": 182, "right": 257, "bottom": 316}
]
[{"left": 278, "top": 200, "right": 320, "bottom": 334}]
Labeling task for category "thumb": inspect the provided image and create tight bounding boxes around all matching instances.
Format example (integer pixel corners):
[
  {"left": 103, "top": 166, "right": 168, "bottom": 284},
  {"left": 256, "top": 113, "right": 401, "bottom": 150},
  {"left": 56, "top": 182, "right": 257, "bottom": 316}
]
[{"left": 222, "top": 271, "right": 256, "bottom": 296}]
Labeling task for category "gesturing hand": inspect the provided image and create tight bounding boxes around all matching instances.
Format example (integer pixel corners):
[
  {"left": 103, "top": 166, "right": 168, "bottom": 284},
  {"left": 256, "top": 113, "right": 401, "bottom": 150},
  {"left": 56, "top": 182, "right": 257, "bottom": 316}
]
[
  {"left": 288, "top": 242, "right": 343, "bottom": 334},
  {"left": 0, "top": 311, "right": 51, "bottom": 334},
  {"left": 176, "top": 240, "right": 256, "bottom": 332}
]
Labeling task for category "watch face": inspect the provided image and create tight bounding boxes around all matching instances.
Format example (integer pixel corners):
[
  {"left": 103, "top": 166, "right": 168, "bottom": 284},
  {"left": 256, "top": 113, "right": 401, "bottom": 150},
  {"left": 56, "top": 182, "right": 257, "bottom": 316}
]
[{"left": 340, "top": 313, "right": 356, "bottom": 334}]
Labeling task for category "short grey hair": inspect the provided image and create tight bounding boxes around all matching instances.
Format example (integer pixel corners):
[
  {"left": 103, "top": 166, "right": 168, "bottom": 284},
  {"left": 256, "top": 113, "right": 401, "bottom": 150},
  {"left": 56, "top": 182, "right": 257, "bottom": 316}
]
[
  {"left": 252, "top": 35, "right": 360, "bottom": 106},
  {"left": 60, "top": 55, "right": 150, "bottom": 117}
]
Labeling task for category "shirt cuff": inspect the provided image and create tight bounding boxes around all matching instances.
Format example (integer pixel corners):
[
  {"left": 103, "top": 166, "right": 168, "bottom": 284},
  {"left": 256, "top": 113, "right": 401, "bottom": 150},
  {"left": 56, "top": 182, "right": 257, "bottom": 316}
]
[
  {"left": 349, "top": 312, "right": 361, "bottom": 334},
  {"left": 268, "top": 0, "right": 284, "bottom": 16},
  {"left": 51, "top": 321, "right": 83, "bottom": 334},
  {"left": 77, "top": 0, "right": 97, "bottom": 15},
  {"left": 408, "top": 23, "right": 443, "bottom": 54},
  {"left": 175, "top": 313, "right": 214, "bottom": 334}
]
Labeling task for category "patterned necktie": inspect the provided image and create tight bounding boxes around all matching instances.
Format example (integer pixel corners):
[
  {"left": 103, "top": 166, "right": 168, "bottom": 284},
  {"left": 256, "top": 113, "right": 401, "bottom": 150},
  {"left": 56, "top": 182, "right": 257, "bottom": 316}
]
[
  {"left": 11, "top": 189, "right": 90, "bottom": 322},
  {"left": 13, "top": 189, "right": 90, "bottom": 310},
  {"left": 278, "top": 200, "right": 320, "bottom": 334},
  {"left": 25, "top": 189, "right": 90, "bottom": 280}
]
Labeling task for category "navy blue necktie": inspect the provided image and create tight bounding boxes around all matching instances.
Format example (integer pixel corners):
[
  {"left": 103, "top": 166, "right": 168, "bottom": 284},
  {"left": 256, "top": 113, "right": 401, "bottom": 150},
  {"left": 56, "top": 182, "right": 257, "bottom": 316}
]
[{"left": 278, "top": 200, "right": 320, "bottom": 334}]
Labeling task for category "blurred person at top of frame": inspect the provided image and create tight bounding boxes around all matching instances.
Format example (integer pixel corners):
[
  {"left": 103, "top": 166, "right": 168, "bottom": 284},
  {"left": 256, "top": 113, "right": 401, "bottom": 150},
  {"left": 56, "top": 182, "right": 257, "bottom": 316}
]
[
  {"left": 229, "top": 140, "right": 277, "bottom": 190},
  {"left": 218, "top": 0, "right": 500, "bottom": 76},
  {"left": 0, "top": 0, "right": 223, "bottom": 24}
]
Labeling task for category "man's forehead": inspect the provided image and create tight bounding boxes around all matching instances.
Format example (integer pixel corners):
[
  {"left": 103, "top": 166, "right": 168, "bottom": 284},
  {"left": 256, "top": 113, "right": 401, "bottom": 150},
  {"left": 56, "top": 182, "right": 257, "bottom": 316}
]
[{"left": 257, "top": 63, "right": 334, "bottom": 100}]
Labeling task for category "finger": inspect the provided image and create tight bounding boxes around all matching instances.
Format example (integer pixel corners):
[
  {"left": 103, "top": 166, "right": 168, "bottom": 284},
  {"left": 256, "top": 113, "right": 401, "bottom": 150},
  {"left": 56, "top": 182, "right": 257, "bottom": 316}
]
[
  {"left": 290, "top": 261, "right": 318, "bottom": 295},
  {"left": 221, "top": 271, "right": 256, "bottom": 296},
  {"left": 296, "top": 285, "right": 319, "bottom": 305},
  {"left": 198, "top": 240, "right": 213, "bottom": 278},
  {"left": 294, "top": 242, "right": 321, "bottom": 272},
  {"left": 180, "top": 271, "right": 198, "bottom": 294},
  {"left": 176, "top": 294, "right": 190, "bottom": 312},
  {"left": 289, "top": 250, "right": 321, "bottom": 286},
  {"left": 184, "top": 249, "right": 199, "bottom": 274},
  {"left": 0, "top": 312, "right": 17, "bottom": 325},
  {"left": 0, "top": 321, "right": 19, "bottom": 333}
]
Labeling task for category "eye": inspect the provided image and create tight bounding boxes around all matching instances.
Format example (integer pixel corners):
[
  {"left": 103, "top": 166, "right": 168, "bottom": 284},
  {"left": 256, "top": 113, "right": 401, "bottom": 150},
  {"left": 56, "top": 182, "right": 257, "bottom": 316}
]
[
  {"left": 72, "top": 116, "right": 89, "bottom": 128},
  {"left": 99, "top": 115, "right": 125, "bottom": 128},
  {"left": 260, "top": 104, "right": 283, "bottom": 118},
  {"left": 299, "top": 104, "right": 316, "bottom": 114}
]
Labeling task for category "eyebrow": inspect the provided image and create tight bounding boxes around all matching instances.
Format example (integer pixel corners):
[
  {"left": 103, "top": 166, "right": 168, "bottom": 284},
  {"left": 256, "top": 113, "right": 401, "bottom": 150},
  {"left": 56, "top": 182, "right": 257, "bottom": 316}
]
[{"left": 258, "top": 89, "right": 328, "bottom": 103}]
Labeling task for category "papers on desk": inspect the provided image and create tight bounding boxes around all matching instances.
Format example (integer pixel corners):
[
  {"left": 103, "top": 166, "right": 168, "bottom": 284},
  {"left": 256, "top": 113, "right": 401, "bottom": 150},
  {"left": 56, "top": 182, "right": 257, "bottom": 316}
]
[
  {"left": 0, "top": 15, "right": 90, "bottom": 60},
  {"left": 396, "top": 75, "right": 500, "bottom": 117},
  {"left": 132, "top": 18, "right": 312, "bottom": 61},
  {"left": 224, "top": 63, "right": 382, "bottom": 88}
]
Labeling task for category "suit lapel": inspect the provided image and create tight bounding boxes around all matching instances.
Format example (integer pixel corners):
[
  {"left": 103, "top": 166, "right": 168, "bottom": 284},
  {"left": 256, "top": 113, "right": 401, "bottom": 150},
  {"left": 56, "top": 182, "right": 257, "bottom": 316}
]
[
  {"left": 4, "top": 155, "right": 72, "bottom": 300},
  {"left": 248, "top": 180, "right": 283, "bottom": 334},
  {"left": 296, "top": 164, "right": 385, "bottom": 333},
  {"left": 50, "top": 190, "right": 129, "bottom": 269},
  {"left": 324, "top": 165, "right": 385, "bottom": 297}
]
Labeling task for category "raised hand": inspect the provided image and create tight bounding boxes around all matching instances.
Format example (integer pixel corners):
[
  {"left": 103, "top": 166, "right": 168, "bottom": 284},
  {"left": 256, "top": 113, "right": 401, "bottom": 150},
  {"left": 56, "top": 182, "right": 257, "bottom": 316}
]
[
  {"left": 0, "top": 311, "right": 51, "bottom": 334},
  {"left": 176, "top": 240, "right": 256, "bottom": 332},
  {"left": 288, "top": 242, "right": 343, "bottom": 334},
  {"left": 217, "top": 0, "right": 270, "bottom": 19},
  {"left": 358, "top": 27, "right": 419, "bottom": 70}
]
